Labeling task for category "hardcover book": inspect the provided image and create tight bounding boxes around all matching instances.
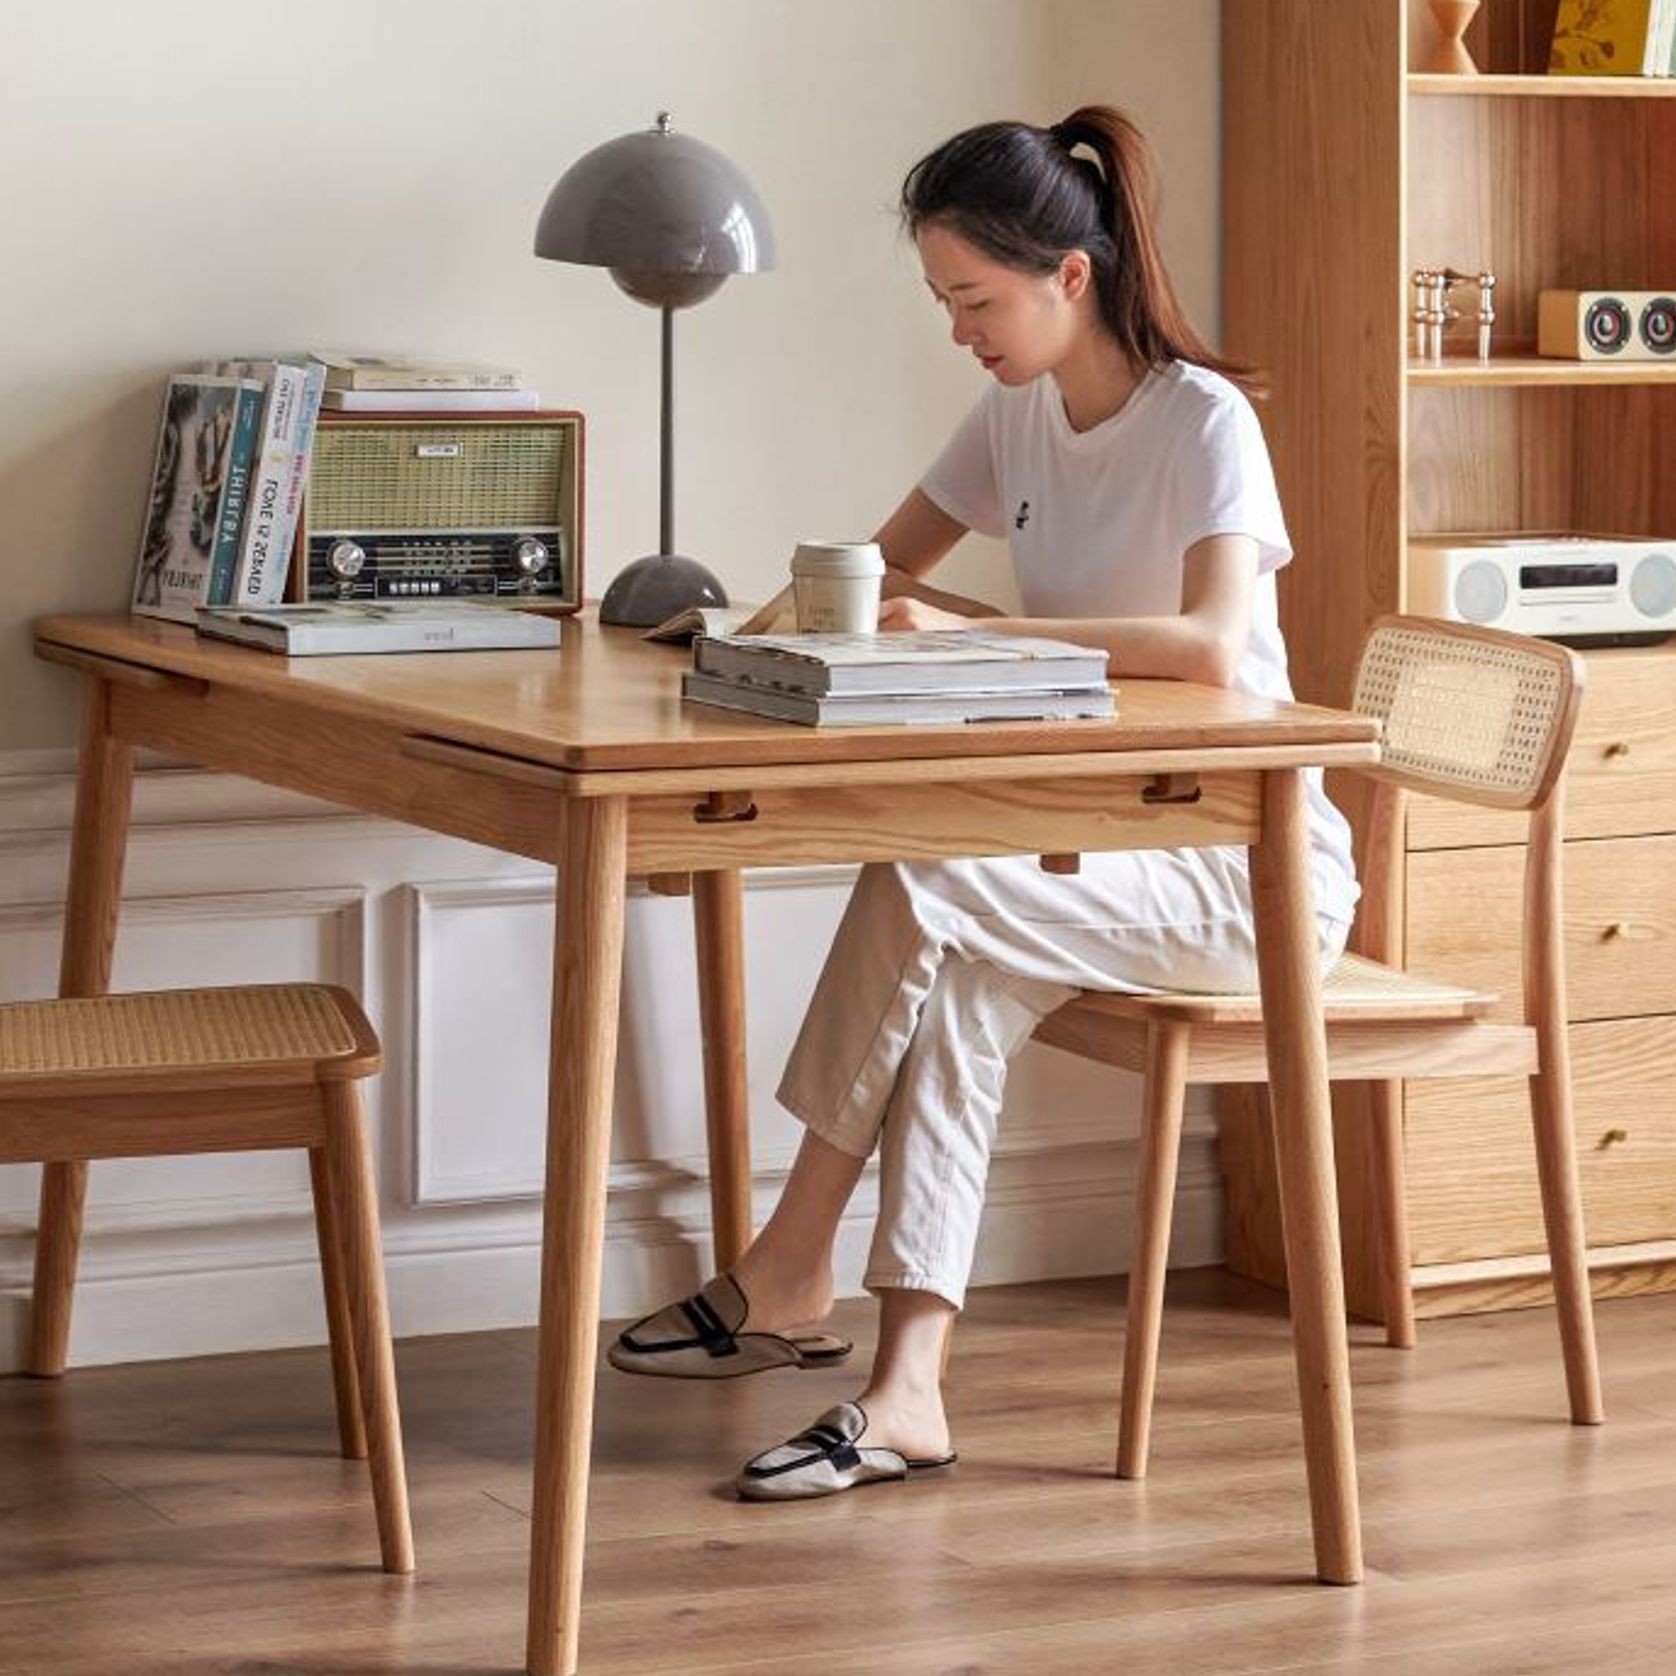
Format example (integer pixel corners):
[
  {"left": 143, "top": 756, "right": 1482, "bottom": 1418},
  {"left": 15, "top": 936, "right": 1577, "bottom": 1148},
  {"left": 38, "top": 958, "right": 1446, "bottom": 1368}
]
[
  {"left": 132, "top": 375, "right": 260, "bottom": 624},
  {"left": 1549, "top": 0, "right": 1666, "bottom": 74},
  {"left": 309, "top": 352, "right": 525, "bottom": 392},
  {"left": 195, "top": 599, "right": 562, "bottom": 656},
  {"left": 692, "top": 629, "right": 1110, "bottom": 696},
  {"left": 319, "top": 386, "right": 541, "bottom": 412},
  {"left": 681, "top": 669, "right": 1116, "bottom": 727}
]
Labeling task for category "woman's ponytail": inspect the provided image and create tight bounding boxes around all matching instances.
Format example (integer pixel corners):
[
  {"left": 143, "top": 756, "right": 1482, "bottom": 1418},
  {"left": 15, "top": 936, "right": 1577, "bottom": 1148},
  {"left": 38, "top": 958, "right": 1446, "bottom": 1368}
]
[{"left": 902, "top": 105, "right": 1264, "bottom": 399}]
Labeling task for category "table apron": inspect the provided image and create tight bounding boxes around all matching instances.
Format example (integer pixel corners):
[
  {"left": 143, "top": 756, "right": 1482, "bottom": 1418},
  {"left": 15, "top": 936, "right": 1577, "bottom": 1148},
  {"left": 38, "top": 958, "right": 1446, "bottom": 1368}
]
[
  {"left": 108, "top": 681, "right": 1265, "bottom": 874},
  {"left": 108, "top": 682, "right": 565, "bottom": 864},
  {"left": 623, "top": 771, "right": 1261, "bottom": 872}
]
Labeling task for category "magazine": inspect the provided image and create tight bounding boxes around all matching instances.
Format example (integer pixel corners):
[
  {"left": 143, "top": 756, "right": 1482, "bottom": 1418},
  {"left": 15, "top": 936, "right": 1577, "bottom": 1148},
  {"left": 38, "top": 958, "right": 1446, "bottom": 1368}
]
[
  {"left": 132, "top": 375, "right": 263, "bottom": 624},
  {"left": 693, "top": 629, "right": 1110, "bottom": 696},
  {"left": 195, "top": 599, "right": 562, "bottom": 656}
]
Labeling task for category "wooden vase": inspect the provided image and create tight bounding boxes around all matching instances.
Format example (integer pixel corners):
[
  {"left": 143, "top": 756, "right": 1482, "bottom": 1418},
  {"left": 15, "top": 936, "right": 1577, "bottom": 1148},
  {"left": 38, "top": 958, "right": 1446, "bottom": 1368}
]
[{"left": 1425, "top": 0, "right": 1482, "bottom": 75}]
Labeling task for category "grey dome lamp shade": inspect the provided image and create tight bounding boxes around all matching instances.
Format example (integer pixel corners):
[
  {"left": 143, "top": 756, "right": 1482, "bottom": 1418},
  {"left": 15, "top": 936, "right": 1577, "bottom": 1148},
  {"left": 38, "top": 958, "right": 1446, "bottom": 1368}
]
[{"left": 534, "top": 112, "right": 776, "bottom": 626}]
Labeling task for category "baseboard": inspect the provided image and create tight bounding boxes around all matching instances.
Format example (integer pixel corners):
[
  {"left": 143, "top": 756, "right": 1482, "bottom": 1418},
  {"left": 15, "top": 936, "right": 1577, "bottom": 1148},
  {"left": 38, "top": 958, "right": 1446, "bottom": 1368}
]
[{"left": 0, "top": 1134, "right": 1223, "bottom": 1371}]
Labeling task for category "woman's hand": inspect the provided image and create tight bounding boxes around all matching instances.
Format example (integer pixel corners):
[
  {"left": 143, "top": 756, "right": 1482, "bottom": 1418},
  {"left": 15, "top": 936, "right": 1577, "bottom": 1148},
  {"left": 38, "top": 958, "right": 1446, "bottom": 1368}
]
[{"left": 877, "top": 596, "right": 972, "bottom": 632}]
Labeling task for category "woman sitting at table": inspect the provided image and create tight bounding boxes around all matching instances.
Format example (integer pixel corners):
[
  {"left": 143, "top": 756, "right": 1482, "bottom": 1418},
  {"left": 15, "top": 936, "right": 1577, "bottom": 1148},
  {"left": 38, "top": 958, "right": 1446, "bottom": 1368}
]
[{"left": 608, "top": 103, "right": 1359, "bottom": 1500}]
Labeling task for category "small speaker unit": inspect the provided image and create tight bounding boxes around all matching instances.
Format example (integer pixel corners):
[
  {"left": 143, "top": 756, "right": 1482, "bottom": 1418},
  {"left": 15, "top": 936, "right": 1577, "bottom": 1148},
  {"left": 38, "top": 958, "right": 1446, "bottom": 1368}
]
[
  {"left": 1538, "top": 290, "right": 1676, "bottom": 361},
  {"left": 290, "top": 410, "right": 584, "bottom": 609}
]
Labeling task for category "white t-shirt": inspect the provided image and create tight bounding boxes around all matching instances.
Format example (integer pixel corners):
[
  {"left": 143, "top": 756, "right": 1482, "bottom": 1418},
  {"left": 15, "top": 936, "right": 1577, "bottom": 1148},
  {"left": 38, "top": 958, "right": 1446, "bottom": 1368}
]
[{"left": 919, "top": 360, "right": 1358, "bottom": 921}]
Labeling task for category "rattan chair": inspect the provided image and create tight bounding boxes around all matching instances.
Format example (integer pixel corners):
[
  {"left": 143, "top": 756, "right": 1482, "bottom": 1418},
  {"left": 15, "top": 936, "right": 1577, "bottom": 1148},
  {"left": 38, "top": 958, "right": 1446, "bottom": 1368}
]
[
  {"left": 1, "top": 982, "right": 413, "bottom": 1573},
  {"left": 1033, "top": 616, "right": 1605, "bottom": 1479}
]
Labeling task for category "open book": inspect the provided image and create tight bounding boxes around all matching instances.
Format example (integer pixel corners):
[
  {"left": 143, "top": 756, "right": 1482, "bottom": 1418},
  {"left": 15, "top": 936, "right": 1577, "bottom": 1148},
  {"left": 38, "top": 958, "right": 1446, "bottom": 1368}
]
[{"left": 640, "top": 586, "right": 795, "bottom": 644}]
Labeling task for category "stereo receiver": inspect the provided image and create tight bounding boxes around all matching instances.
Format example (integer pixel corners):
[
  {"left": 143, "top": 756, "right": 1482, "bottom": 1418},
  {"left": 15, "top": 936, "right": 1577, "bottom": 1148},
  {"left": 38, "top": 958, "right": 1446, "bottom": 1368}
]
[
  {"left": 290, "top": 410, "right": 584, "bottom": 609},
  {"left": 1408, "top": 533, "right": 1676, "bottom": 645}
]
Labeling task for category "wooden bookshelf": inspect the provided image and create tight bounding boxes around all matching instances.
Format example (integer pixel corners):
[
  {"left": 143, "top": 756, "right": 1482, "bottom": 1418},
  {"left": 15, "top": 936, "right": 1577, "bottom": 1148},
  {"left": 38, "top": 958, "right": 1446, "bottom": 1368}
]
[{"left": 1220, "top": 0, "right": 1676, "bottom": 1326}]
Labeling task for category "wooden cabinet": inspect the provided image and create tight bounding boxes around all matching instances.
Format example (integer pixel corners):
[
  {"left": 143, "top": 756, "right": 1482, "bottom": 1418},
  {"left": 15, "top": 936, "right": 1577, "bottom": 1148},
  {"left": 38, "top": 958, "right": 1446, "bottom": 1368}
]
[{"left": 1218, "top": 0, "right": 1676, "bottom": 1322}]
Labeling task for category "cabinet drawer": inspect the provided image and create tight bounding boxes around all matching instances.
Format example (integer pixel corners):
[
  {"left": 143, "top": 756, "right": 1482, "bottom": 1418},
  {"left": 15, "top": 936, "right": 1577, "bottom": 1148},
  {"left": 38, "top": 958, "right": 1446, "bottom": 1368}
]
[
  {"left": 1408, "top": 646, "right": 1676, "bottom": 850},
  {"left": 1406, "top": 1016, "right": 1676, "bottom": 1263},
  {"left": 1406, "top": 834, "right": 1676, "bottom": 1022}
]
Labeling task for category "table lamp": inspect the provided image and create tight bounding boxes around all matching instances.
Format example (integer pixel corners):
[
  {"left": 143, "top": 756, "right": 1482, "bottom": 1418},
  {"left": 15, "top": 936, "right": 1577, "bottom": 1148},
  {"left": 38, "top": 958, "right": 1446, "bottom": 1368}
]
[{"left": 534, "top": 112, "right": 776, "bottom": 626}]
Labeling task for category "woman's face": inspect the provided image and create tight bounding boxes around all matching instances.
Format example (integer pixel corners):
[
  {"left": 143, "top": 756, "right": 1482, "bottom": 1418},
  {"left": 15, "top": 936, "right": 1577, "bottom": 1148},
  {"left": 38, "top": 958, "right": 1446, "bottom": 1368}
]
[{"left": 917, "top": 222, "right": 1089, "bottom": 386}]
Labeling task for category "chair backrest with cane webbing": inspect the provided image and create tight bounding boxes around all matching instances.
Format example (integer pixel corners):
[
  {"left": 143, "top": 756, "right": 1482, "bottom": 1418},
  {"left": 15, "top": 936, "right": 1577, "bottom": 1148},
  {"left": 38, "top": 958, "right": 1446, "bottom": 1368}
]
[{"left": 1351, "top": 616, "right": 1585, "bottom": 812}]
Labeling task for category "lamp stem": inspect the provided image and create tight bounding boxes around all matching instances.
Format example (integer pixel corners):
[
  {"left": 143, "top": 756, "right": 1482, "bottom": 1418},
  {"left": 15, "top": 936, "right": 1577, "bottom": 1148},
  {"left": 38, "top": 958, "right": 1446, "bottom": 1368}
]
[{"left": 659, "top": 303, "right": 674, "bottom": 558}]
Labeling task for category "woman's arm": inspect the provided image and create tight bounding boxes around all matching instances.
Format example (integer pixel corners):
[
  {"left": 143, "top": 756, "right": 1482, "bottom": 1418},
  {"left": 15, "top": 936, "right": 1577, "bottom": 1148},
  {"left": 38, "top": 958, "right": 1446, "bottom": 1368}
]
[
  {"left": 877, "top": 532, "right": 1261, "bottom": 688},
  {"left": 872, "top": 489, "right": 1006, "bottom": 619}
]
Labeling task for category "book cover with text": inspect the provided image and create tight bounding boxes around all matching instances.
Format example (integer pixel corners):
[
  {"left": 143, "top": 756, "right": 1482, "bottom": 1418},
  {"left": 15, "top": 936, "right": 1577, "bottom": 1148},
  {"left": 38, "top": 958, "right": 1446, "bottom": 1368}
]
[{"left": 132, "top": 375, "right": 251, "bottom": 623}]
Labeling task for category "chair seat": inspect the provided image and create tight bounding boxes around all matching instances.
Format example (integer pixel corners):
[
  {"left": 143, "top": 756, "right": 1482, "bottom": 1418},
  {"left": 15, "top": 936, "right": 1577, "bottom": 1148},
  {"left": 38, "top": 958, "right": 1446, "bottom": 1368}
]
[
  {"left": 0, "top": 984, "right": 380, "bottom": 1094},
  {"left": 1054, "top": 952, "right": 1496, "bottom": 1027}
]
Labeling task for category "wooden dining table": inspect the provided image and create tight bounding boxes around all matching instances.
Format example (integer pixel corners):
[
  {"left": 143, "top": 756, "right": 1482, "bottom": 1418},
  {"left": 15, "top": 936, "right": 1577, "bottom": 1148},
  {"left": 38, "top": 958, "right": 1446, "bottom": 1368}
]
[{"left": 30, "top": 609, "right": 1379, "bottom": 1675}]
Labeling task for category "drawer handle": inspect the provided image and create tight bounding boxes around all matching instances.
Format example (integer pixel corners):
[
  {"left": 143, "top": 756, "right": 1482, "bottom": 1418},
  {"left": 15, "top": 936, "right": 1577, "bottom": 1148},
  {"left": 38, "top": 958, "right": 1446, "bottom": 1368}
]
[
  {"left": 1604, "top": 741, "right": 1632, "bottom": 759},
  {"left": 1598, "top": 1127, "right": 1629, "bottom": 1149},
  {"left": 1602, "top": 921, "right": 1653, "bottom": 943}
]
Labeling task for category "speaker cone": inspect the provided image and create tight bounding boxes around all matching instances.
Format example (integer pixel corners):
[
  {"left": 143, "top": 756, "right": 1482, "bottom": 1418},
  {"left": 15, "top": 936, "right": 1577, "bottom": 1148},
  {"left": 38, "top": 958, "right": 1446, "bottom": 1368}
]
[
  {"left": 1584, "top": 296, "right": 1632, "bottom": 355},
  {"left": 1640, "top": 297, "right": 1676, "bottom": 357}
]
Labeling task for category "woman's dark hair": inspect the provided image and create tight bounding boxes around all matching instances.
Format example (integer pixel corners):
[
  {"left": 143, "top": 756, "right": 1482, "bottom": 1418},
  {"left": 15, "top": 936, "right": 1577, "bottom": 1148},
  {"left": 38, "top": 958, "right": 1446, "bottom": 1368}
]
[{"left": 901, "top": 105, "right": 1263, "bottom": 399}]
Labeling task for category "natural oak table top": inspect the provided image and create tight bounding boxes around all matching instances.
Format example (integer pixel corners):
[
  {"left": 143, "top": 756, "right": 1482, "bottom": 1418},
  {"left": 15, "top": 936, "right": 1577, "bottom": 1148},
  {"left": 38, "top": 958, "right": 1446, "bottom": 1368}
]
[{"left": 33, "top": 612, "right": 1381, "bottom": 778}]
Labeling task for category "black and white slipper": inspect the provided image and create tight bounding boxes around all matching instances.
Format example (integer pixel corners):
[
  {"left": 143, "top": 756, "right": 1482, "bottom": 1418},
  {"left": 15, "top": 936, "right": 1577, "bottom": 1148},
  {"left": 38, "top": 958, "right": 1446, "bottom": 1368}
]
[
  {"left": 735, "top": 1401, "right": 957, "bottom": 1501},
  {"left": 606, "top": 1273, "right": 853, "bottom": 1379}
]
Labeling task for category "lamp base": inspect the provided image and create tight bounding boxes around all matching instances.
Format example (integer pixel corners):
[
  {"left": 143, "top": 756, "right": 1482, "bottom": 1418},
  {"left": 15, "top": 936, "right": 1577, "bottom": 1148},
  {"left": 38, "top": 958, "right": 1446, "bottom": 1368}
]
[{"left": 598, "top": 553, "right": 729, "bottom": 627}]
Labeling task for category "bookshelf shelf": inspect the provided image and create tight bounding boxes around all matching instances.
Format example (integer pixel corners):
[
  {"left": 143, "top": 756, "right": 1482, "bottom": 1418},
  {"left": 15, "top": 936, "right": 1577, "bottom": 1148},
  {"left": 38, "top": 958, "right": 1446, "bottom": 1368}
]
[
  {"left": 1407, "top": 353, "right": 1676, "bottom": 387},
  {"left": 1408, "top": 73, "right": 1676, "bottom": 97}
]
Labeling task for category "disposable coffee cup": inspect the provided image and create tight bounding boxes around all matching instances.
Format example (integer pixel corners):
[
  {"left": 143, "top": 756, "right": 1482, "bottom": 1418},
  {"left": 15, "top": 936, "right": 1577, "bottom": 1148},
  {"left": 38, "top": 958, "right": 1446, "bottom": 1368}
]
[{"left": 790, "top": 541, "right": 885, "bottom": 633}]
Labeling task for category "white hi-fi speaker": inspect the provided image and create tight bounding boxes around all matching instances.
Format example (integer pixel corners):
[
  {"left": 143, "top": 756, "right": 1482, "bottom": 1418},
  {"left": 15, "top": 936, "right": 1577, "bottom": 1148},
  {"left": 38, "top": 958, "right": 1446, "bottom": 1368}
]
[{"left": 1408, "top": 534, "right": 1676, "bottom": 644}]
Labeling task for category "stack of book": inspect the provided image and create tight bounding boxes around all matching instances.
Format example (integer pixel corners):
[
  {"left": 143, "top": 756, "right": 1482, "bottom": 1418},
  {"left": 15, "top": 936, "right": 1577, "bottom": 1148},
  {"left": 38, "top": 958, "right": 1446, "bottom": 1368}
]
[
  {"left": 1550, "top": 0, "right": 1676, "bottom": 76},
  {"left": 131, "top": 356, "right": 326, "bottom": 624},
  {"left": 312, "top": 352, "right": 538, "bottom": 413},
  {"left": 680, "top": 629, "right": 1116, "bottom": 727}
]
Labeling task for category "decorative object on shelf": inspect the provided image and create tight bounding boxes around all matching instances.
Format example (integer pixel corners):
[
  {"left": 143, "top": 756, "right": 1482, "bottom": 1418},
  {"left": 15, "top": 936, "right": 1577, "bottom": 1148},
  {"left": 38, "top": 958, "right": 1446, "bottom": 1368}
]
[
  {"left": 1411, "top": 266, "right": 1496, "bottom": 362},
  {"left": 534, "top": 112, "right": 775, "bottom": 626},
  {"left": 1538, "top": 288, "right": 1676, "bottom": 359},
  {"left": 1549, "top": 0, "right": 1676, "bottom": 77},
  {"left": 1424, "top": 0, "right": 1483, "bottom": 73}
]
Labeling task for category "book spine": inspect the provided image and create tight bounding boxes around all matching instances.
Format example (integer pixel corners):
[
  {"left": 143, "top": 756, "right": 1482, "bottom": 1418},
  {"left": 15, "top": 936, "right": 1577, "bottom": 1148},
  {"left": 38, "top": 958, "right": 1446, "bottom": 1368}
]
[
  {"left": 230, "top": 362, "right": 307, "bottom": 606},
  {"left": 253, "top": 359, "right": 326, "bottom": 606},
  {"left": 336, "top": 366, "right": 524, "bottom": 392},
  {"left": 206, "top": 381, "right": 264, "bottom": 605}
]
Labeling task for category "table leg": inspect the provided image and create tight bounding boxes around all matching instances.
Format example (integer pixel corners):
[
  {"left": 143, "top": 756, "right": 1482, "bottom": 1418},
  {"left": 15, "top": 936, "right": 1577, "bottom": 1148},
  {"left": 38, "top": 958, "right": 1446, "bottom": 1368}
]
[
  {"left": 527, "top": 795, "right": 628, "bottom": 1676},
  {"left": 30, "top": 679, "right": 134, "bottom": 1377},
  {"left": 1249, "top": 767, "right": 1363, "bottom": 1585},
  {"left": 693, "top": 869, "right": 752, "bottom": 1271}
]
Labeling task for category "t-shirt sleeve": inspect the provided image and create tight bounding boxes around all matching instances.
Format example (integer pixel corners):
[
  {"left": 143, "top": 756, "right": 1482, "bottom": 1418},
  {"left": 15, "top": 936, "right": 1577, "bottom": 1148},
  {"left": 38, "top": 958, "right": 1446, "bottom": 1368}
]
[
  {"left": 917, "top": 389, "right": 1007, "bottom": 539},
  {"left": 1168, "top": 389, "right": 1293, "bottom": 575}
]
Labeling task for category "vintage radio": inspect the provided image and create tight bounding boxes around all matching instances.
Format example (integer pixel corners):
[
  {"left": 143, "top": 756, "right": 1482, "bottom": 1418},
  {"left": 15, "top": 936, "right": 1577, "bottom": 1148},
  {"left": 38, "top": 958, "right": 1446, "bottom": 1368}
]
[
  {"left": 1538, "top": 289, "right": 1676, "bottom": 361},
  {"left": 290, "top": 410, "right": 583, "bottom": 608},
  {"left": 1408, "top": 533, "right": 1676, "bottom": 645}
]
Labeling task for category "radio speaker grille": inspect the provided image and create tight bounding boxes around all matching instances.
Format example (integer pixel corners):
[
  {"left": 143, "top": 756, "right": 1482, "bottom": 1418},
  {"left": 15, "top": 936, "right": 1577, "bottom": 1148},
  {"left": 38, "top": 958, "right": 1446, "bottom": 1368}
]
[{"left": 308, "top": 423, "right": 569, "bottom": 530}]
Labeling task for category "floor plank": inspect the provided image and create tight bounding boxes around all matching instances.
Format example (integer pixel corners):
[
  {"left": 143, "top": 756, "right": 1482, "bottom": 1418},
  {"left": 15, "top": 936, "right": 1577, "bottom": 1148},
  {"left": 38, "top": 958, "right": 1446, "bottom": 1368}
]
[{"left": 2, "top": 1268, "right": 1674, "bottom": 1674}]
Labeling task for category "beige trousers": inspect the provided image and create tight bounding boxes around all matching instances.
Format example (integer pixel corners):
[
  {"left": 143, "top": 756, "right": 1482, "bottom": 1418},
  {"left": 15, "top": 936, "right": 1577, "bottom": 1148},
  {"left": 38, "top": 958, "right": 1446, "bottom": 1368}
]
[{"left": 777, "top": 849, "right": 1352, "bottom": 1309}]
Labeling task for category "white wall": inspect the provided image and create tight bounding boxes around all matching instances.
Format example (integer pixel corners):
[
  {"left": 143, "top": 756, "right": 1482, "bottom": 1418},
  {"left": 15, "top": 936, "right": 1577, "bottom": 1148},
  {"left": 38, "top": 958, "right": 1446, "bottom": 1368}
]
[{"left": 0, "top": 0, "right": 1225, "bottom": 1368}]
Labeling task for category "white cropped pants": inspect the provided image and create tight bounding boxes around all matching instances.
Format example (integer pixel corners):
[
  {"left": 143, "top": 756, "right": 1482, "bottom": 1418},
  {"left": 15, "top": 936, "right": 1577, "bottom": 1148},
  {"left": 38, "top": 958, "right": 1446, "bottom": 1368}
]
[{"left": 777, "top": 847, "right": 1352, "bottom": 1310}]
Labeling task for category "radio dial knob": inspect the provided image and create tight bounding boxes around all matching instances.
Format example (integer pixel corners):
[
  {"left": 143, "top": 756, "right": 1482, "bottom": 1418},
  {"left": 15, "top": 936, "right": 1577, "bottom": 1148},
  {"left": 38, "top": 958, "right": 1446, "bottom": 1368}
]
[
  {"left": 513, "top": 537, "right": 550, "bottom": 577},
  {"left": 327, "top": 540, "right": 367, "bottom": 580}
]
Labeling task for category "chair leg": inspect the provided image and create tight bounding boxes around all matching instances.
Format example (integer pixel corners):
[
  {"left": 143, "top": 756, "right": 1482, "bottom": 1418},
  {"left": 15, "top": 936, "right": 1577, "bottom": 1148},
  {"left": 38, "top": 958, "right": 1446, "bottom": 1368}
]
[
  {"left": 321, "top": 1081, "right": 416, "bottom": 1573},
  {"left": 1368, "top": 1079, "right": 1417, "bottom": 1349},
  {"left": 1528, "top": 1062, "right": 1605, "bottom": 1425},
  {"left": 309, "top": 1147, "right": 368, "bottom": 1461},
  {"left": 27, "top": 1162, "right": 88, "bottom": 1377},
  {"left": 1116, "top": 1019, "right": 1191, "bottom": 1480}
]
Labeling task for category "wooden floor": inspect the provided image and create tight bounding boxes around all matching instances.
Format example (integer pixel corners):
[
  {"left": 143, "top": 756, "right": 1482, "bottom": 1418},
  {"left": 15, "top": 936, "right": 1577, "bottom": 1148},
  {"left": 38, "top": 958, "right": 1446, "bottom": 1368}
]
[{"left": 3, "top": 1269, "right": 1675, "bottom": 1674}]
